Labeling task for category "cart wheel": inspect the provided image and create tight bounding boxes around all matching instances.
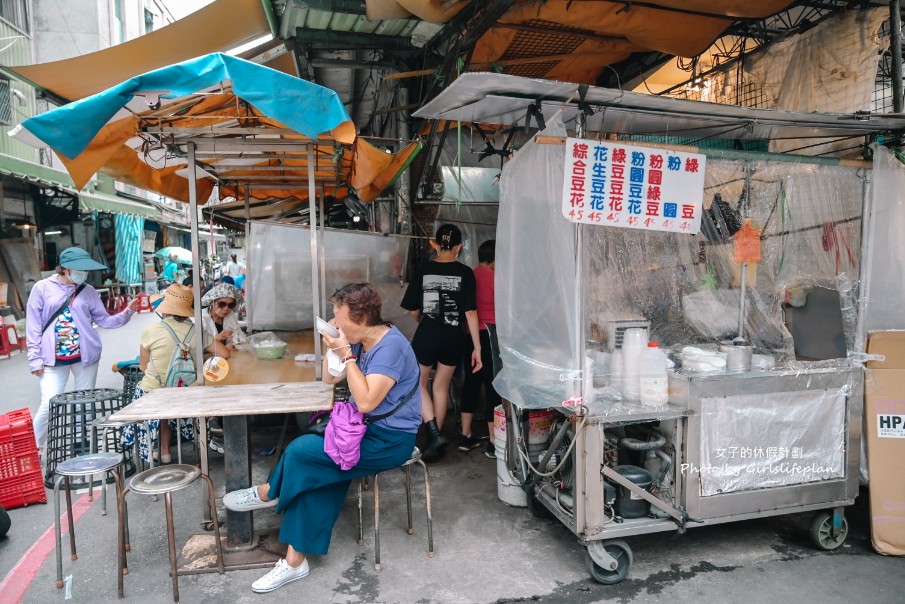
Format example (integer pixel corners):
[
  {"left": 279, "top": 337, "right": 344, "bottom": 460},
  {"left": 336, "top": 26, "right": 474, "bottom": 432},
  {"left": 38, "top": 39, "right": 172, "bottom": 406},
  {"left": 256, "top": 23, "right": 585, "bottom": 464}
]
[
  {"left": 585, "top": 539, "right": 632, "bottom": 585},
  {"left": 809, "top": 511, "right": 848, "bottom": 551},
  {"left": 526, "top": 490, "right": 553, "bottom": 519}
]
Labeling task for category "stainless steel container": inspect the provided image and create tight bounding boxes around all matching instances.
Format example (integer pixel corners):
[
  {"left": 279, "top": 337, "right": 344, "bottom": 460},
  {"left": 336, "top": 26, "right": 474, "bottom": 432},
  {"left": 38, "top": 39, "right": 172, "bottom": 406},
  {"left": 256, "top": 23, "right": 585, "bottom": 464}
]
[{"left": 720, "top": 342, "right": 753, "bottom": 371}]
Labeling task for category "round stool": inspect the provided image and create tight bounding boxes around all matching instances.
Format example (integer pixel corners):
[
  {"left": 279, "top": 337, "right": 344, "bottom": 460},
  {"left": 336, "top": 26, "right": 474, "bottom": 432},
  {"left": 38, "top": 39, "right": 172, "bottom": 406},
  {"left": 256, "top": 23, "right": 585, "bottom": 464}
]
[
  {"left": 357, "top": 447, "right": 434, "bottom": 571},
  {"left": 45, "top": 388, "right": 135, "bottom": 489},
  {"left": 118, "top": 465, "right": 224, "bottom": 602},
  {"left": 53, "top": 452, "right": 124, "bottom": 588},
  {"left": 89, "top": 415, "right": 140, "bottom": 512}
]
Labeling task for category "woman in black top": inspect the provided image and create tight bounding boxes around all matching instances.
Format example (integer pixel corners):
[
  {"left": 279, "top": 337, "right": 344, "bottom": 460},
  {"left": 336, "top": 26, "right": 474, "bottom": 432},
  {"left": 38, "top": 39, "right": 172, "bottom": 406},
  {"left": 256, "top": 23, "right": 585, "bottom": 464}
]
[{"left": 402, "top": 224, "right": 482, "bottom": 460}]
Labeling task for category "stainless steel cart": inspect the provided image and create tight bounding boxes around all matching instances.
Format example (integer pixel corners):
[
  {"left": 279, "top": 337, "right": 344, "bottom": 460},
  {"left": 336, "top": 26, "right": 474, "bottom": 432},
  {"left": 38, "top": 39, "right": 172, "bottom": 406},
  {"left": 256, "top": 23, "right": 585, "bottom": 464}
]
[{"left": 511, "top": 365, "right": 861, "bottom": 584}]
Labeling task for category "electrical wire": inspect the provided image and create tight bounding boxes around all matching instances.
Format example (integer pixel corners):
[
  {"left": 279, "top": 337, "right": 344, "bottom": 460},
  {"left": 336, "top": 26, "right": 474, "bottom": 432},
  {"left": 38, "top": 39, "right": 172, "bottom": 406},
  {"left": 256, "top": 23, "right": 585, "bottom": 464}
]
[{"left": 516, "top": 415, "right": 588, "bottom": 478}]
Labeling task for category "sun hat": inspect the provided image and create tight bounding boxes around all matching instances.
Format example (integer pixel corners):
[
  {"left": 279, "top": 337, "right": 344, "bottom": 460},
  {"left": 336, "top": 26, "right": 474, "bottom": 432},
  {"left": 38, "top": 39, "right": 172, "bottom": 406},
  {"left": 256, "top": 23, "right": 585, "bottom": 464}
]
[
  {"left": 434, "top": 224, "right": 462, "bottom": 250},
  {"left": 155, "top": 283, "right": 194, "bottom": 318},
  {"left": 59, "top": 247, "right": 107, "bottom": 270},
  {"left": 201, "top": 282, "right": 244, "bottom": 308}
]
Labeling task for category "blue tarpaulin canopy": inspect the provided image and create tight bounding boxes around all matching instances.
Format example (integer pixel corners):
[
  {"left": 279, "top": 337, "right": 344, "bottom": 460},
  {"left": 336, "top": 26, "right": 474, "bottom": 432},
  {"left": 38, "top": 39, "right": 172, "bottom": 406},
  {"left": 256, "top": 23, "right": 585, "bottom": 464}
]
[{"left": 8, "top": 53, "right": 356, "bottom": 202}]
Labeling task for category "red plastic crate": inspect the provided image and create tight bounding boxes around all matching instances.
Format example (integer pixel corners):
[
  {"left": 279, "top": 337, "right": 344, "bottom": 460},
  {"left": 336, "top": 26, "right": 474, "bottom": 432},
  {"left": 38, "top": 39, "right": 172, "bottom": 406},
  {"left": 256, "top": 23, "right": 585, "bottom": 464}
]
[{"left": 0, "top": 408, "right": 47, "bottom": 509}]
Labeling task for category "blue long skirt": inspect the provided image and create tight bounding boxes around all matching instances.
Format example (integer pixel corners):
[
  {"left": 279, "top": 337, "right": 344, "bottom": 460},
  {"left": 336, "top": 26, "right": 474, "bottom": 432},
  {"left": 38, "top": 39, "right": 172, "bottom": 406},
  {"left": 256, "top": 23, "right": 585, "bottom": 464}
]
[{"left": 268, "top": 424, "right": 416, "bottom": 555}]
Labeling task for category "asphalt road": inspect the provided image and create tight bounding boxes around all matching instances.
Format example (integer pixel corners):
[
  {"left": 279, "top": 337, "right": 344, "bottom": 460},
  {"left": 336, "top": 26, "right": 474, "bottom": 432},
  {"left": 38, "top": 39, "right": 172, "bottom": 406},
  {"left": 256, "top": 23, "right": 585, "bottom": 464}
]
[{"left": 0, "top": 312, "right": 903, "bottom": 603}]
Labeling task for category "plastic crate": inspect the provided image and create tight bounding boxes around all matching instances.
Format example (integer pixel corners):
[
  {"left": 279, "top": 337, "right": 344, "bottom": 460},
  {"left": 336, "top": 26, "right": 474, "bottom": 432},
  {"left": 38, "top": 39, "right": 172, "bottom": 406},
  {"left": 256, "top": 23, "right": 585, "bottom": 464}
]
[{"left": 0, "top": 408, "right": 47, "bottom": 509}]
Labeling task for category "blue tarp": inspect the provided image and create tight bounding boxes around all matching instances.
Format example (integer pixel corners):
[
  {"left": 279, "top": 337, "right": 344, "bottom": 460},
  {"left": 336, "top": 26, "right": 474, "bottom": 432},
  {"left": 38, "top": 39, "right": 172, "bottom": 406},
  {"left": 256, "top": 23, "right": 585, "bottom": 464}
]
[{"left": 16, "top": 53, "right": 351, "bottom": 160}]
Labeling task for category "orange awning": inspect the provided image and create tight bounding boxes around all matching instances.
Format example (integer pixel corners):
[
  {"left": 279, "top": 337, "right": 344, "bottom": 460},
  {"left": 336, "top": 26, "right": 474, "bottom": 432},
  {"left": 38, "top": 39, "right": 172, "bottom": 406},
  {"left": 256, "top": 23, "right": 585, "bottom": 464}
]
[{"left": 3, "top": 0, "right": 272, "bottom": 102}]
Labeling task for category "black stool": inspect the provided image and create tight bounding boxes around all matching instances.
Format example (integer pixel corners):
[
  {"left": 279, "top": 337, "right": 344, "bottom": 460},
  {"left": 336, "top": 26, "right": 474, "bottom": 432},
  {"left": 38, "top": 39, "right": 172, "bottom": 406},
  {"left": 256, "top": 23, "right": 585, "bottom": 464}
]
[{"left": 45, "top": 388, "right": 136, "bottom": 489}]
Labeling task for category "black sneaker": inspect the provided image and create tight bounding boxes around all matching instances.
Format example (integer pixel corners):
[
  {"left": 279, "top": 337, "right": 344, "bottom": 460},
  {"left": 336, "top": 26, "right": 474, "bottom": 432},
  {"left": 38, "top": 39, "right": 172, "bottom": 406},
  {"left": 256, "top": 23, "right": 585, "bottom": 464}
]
[
  {"left": 484, "top": 441, "right": 496, "bottom": 459},
  {"left": 457, "top": 434, "right": 482, "bottom": 452}
]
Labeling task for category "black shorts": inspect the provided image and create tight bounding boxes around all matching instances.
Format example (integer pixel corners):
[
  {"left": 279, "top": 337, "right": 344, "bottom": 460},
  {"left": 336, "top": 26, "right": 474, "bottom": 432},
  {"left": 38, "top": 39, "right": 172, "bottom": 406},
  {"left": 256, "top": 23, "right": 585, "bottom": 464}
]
[{"left": 411, "top": 318, "right": 465, "bottom": 367}]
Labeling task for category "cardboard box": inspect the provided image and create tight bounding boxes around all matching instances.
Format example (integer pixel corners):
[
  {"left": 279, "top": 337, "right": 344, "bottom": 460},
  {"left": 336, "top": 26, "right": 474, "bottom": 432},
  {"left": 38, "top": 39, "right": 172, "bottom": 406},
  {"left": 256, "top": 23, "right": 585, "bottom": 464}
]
[
  {"left": 0, "top": 282, "right": 6, "bottom": 306},
  {"left": 865, "top": 330, "right": 905, "bottom": 556}
]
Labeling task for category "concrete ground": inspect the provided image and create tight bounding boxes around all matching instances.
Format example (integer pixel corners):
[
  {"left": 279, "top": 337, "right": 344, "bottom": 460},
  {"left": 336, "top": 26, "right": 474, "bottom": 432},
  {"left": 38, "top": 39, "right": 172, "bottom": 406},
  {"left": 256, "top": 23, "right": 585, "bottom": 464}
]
[{"left": 1, "top": 313, "right": 903, "bottom": 603}]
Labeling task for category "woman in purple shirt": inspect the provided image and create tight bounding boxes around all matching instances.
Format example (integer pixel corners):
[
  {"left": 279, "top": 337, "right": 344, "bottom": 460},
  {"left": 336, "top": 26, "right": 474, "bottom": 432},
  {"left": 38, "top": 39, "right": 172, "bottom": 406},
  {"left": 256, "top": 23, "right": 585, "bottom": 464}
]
[{"left": 26, "top": 247, "right": 138, "bottom": 453}]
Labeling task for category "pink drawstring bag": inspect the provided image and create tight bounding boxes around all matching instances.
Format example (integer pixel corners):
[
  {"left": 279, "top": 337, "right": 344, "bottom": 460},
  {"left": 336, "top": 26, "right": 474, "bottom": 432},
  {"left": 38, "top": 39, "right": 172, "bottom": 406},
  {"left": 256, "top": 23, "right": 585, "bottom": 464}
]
[
  {"left": 323, "top": 382, "right": 419, "bottom": 471},
  {"left": 324, "top": 401, "right": 367, "bottom": 470}
]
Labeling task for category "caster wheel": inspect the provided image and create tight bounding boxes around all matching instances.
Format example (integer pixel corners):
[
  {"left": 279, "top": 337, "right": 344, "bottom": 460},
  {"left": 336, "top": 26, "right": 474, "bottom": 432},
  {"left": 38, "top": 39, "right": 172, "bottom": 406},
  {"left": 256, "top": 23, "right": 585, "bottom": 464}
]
[
  {"left": 526, "top": 490, "right": 553, "bottom": 519},
  {"left": 585, "top": 539, "right": 632, "bottom": 584},
  {"left": 809, "top": 511, "right": 848, "bottom": 551}
]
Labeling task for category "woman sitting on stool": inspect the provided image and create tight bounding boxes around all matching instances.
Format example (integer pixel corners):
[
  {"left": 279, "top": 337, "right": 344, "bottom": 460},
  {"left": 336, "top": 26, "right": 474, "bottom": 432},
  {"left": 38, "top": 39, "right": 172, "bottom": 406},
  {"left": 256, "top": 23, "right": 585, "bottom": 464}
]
[{"left": 223, "top": 282, "right": 421, "bottom": 593}]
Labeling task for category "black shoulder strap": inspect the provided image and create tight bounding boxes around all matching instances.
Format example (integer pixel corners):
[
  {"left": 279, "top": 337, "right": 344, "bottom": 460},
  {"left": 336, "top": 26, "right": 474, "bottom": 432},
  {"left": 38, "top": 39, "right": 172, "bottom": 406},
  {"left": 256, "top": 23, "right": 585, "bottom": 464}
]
[
  {"left": 363, "top": 379, "right": 420, "bottom": 425},
  {"left": 42, "top": 283, "right": 86, "bottom": 334}
]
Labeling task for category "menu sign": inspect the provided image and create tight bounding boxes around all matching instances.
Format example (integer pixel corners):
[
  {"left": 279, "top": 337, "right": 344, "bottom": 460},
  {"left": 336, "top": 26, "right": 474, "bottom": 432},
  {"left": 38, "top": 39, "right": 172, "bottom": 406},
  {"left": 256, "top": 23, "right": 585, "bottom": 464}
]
[{"left": 561, "top": 138, "right": 706, "bottom": 234}]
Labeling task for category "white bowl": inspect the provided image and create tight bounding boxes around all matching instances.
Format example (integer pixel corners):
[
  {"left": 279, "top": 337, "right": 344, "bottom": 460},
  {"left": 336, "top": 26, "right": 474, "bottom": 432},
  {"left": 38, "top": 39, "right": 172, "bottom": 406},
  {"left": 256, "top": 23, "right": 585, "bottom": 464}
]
[{"left": 316, "top": 317, "right": 339, "bottom": 338}]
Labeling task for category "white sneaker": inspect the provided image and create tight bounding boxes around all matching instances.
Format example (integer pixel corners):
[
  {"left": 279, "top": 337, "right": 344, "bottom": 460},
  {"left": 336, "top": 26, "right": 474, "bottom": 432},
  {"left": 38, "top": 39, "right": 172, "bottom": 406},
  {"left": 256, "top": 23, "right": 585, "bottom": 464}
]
[
  {"left": 223, "top": 486, "right": 278, "bottom": 512},
  {"left": 251, "top": 558, "right": 309, "bottom": 593}
]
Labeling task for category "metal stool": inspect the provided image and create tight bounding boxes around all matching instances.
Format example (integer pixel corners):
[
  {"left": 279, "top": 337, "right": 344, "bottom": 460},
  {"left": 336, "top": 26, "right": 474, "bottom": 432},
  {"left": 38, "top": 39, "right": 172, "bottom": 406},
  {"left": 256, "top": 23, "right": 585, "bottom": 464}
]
[
  {"left": 53, "top": 452, "right": 125, "bottom": 588},
  {"left": 357, "top": 447, "right": 434, "bottom": 571},
  {"left": 118, "top": 465, "right": 224, "bottom": 602},
  {"left": 89, "top": 415, "right": 141, "bottom": 513}
]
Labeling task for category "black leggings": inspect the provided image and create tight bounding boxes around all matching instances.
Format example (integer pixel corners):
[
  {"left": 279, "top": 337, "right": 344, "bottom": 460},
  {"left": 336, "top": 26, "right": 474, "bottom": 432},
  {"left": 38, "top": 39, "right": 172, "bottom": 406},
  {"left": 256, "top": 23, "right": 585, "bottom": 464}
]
[{"left": 461, "top": 328, "right": 502, "bottom": 417}]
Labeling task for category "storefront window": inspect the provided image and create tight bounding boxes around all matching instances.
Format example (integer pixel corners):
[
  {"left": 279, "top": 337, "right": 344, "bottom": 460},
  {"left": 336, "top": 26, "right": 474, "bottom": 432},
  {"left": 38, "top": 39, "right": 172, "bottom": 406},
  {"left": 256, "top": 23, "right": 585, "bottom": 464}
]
[{"left": 0, "top": 0, "right": 29, "bottom": 33}]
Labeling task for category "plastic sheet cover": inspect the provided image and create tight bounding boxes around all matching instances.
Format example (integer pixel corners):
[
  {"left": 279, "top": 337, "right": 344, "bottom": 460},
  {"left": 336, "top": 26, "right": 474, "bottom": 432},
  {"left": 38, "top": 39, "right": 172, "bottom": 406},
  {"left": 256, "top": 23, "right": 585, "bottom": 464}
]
[
  {"left": 246, "top": 221, "right": 408, "bottom": 331},
  {"left": 862, "top": 146, "right": 905, "bottom": 331},
  {"left": 697, "top": 387, "right": 846, "bottom": 496},
  {"left": 494, "top": 118, "right": 868, "bottom": 411},
  {"left": 433, "top": 204, "right": 499, "bottom": 269}
]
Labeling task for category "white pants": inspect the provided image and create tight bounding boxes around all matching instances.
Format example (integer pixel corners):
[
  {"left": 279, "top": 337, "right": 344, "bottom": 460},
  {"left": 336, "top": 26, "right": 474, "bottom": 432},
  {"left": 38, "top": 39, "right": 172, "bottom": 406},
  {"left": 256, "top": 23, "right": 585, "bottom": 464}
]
[{"left": 34, "top": 362, "right": 100, "bottom": 450}]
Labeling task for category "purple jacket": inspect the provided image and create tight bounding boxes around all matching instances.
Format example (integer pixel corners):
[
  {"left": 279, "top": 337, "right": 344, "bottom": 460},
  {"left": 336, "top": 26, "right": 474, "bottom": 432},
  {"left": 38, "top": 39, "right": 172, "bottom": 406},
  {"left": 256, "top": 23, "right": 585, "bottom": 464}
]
[{"left": 26, "top": 274, "right": 134, "bottom": 372}]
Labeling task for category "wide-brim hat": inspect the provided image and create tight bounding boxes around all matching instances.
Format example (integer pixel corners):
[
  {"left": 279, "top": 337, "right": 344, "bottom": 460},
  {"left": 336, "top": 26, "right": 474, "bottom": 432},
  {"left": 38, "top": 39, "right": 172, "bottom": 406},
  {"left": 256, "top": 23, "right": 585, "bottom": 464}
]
[
  {"left": 201, "top": 283, "right": 244, "bottom": 308},
  {"left": 59, "top": 247, "right": 107, "bottom": 270},
  {"left": 155, "top": 283, "right": 194, "bottom": 317}
]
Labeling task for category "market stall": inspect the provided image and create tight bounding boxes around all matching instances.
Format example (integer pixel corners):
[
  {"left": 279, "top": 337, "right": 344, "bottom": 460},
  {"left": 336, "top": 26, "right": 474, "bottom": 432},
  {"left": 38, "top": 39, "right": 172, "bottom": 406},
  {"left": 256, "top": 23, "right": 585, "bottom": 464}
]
[{"left": 415, "top": 72, "right": 905, "bottom": 583}]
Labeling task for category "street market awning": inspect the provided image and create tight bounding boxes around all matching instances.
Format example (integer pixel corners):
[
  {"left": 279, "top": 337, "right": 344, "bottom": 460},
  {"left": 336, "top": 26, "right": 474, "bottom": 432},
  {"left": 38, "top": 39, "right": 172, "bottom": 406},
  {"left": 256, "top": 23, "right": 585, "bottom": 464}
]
[
  {"left": 79, "top": 190, "right": 157, "bottom": 219},
  {"left": 414, "top": 72, "right": 905, "bottom": 144},
  {"left": 8, "top": 53, "right": 356, "bottom": 204},
  {"left": 0, "top": 154, "right": 75, "bottom": 191},
  {"left": 367, "top": 1, "right": 798, "bottom": 84},
  {"left": 8, "top": 53, "right": 420, "bottom": 206},
  {"left": 1, "top": 0, "right": 273, "bottom": 103}
]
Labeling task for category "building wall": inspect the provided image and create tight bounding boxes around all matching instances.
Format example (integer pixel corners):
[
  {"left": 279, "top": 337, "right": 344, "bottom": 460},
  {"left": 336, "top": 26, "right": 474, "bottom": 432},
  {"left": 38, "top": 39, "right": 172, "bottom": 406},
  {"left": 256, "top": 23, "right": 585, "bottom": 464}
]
[{"left": 0, "top": 12, "right": 38, "bottom": 161}]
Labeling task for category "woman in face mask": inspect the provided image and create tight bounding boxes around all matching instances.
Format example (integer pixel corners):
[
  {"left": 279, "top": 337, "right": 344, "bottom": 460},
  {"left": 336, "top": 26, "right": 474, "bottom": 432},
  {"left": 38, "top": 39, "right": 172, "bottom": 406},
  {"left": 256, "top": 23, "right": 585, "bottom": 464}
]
[{"left": 26, "top": 246, "right": 140, "bottom": 455}]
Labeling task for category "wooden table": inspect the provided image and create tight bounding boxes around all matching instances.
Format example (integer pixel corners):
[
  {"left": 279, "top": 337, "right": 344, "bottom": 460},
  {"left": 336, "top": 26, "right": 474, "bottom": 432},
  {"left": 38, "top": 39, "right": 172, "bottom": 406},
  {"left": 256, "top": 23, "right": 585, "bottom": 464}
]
[
  {"left": 110, "top": 380, "right": 333, "bottom": 569},
  {"left": 216, "top": 331, "right": 318, "bottom": 385}
]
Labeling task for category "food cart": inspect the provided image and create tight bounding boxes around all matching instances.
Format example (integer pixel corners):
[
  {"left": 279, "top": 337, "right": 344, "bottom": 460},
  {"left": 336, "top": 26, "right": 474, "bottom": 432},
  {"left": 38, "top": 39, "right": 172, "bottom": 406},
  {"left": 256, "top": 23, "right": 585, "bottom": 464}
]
[{"left": 415, "top": 72, "right": 905, "bottom": 583}]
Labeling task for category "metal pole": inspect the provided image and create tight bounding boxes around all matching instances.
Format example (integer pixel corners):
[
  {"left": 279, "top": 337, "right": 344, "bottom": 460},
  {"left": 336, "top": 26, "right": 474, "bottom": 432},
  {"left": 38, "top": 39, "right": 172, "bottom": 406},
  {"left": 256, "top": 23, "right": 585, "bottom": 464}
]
[
  {"left": 891, "top": 0, "right": 903, "bottom": 113},
  {"left": 397, "top": 87, "right": 411, "bottom": 236},
  {"left": 854, "top": 168, "right": 873, "bottom": 353},
  {"left": 188, "top": 142, "right": 205, "bottom": 386},
  {"left": 319, "top": 184, "right": 327, "bottom": 316},
  {"left": 308, "top": 144, "right": 322, "bottom": 379},
  {"left": 188, "top": 141, "right": 212, "bottom": 527}
]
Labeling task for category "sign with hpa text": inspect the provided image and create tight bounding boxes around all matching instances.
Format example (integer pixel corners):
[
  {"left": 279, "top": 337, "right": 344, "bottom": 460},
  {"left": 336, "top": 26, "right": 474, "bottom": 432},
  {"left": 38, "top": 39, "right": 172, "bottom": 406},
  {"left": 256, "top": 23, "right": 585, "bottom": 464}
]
[{"left": 561, "top": 138, "right": 706, "bottom": 234}]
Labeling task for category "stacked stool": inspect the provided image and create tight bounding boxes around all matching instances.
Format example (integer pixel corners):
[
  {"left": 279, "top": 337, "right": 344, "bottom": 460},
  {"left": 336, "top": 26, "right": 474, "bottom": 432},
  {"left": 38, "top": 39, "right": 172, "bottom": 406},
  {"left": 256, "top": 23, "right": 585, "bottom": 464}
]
[
  {"left": 45, "top": 389, "right": 136, "bottom": 489},
  {"left": 357, "top": 447, "right": 434, "bottom": 571}
]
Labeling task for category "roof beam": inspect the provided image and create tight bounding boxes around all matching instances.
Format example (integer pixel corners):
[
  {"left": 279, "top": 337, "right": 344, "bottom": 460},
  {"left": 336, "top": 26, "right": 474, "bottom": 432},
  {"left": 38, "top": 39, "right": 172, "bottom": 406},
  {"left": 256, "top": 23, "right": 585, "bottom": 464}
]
[
  {"left": 292, "top": 0, "right": 366, "bottom": 14},
  {"left": 294, "top": 27, "right": 413, "bottom": 51}
]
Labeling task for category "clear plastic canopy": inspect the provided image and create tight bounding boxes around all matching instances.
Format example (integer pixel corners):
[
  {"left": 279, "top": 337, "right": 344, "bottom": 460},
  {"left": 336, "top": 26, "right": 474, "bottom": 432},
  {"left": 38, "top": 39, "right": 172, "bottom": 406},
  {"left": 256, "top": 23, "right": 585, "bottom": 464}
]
[{"left": 494, "top": 119, "right": 874, "bottom": 411}]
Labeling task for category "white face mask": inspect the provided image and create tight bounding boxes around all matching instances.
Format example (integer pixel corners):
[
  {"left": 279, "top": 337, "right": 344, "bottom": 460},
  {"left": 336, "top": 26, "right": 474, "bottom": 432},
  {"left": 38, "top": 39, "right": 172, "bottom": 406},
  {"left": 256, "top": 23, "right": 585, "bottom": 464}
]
[{"left": 68, "top": 270, "right": 88, "bottom": 284}]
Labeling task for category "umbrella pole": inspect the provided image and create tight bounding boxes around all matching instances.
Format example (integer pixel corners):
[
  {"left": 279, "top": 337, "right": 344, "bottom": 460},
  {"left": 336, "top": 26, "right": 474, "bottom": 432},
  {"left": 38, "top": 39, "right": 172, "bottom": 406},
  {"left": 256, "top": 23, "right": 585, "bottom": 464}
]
[{"left": 309, "top": 144, "right": 322, "bottom": 380}]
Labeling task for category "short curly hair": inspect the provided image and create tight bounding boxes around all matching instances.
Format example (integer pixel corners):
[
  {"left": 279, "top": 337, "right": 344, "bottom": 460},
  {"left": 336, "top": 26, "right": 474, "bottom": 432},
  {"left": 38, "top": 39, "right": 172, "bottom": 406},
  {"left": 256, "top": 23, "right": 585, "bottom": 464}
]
[{"left": 330, "top": 282, "right": 382, "bottom": 326}]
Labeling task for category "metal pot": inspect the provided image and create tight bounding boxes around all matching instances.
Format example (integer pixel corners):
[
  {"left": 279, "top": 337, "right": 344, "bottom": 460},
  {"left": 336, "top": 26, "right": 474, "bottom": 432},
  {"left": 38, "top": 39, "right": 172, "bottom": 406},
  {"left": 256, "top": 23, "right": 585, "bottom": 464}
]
[{"left": 720, "top": 341, "right": 753, "bottom": 371}]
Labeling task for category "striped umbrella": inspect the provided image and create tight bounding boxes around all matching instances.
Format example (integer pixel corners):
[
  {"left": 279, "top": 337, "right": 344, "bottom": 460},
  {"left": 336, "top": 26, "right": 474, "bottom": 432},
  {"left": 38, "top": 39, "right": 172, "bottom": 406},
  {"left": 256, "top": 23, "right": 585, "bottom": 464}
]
[{"left": 114, "top": 214, "right": 145, "bottom": 285}]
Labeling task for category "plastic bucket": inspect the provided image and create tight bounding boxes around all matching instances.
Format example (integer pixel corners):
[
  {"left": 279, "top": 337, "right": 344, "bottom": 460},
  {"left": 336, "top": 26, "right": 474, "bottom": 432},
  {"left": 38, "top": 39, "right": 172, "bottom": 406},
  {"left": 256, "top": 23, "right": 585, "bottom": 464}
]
[
  {"left": 496, "top": 440, "right": 527, "bottom": 507},
  {"left": 527, "top": 409, "right": 556, "bottom": 447},
  {"left": 493, "top": 405, "right": 507, "bottom": 445}
]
